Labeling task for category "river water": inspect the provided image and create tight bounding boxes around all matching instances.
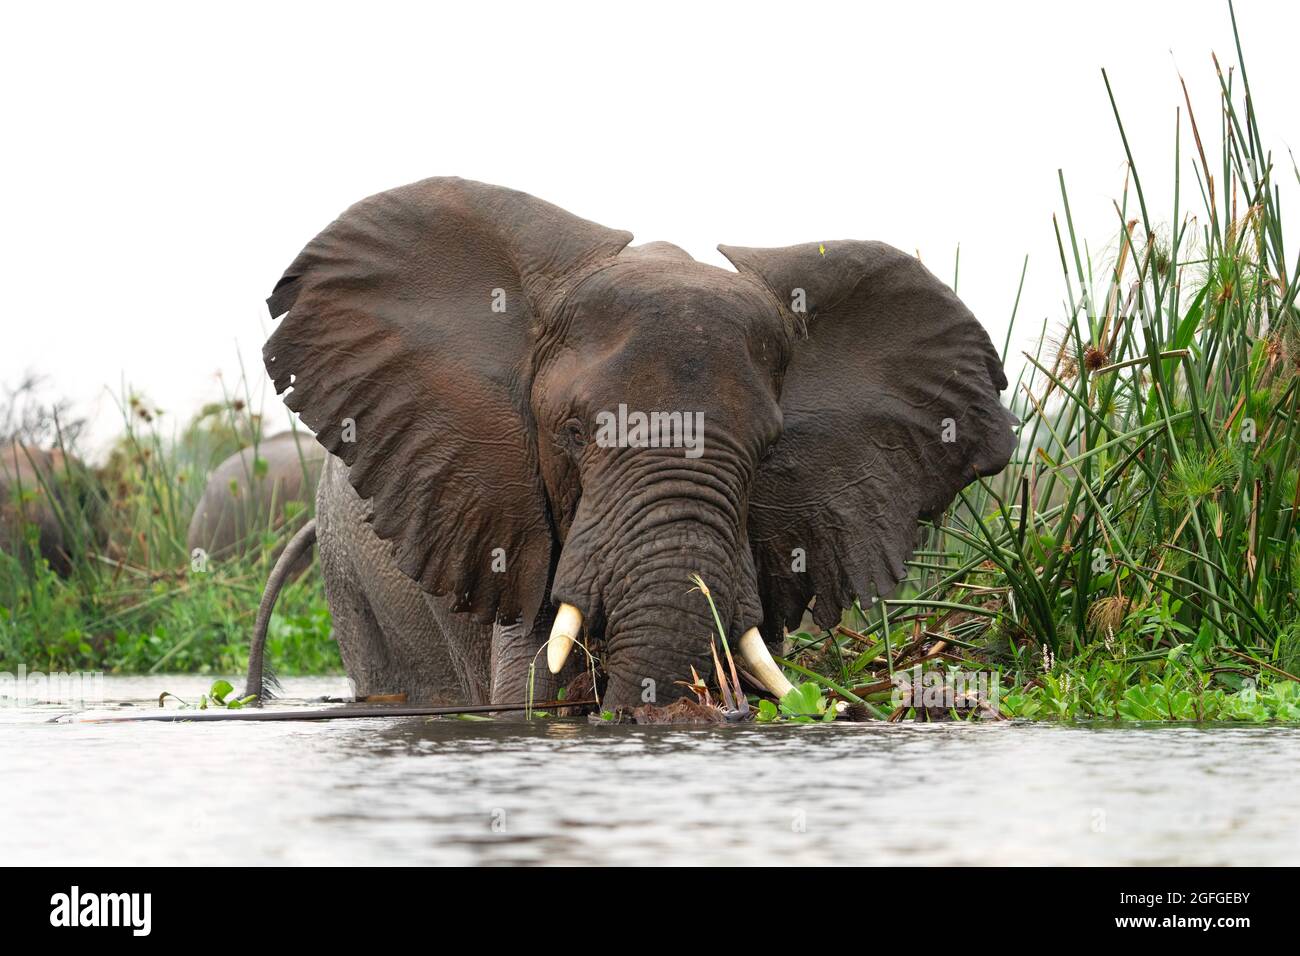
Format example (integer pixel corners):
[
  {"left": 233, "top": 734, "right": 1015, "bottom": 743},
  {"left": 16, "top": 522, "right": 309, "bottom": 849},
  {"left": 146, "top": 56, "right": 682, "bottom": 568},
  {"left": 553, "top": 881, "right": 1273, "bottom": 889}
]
[{"left": 2, "top": 676, "right": 1297, "bottom": 865}]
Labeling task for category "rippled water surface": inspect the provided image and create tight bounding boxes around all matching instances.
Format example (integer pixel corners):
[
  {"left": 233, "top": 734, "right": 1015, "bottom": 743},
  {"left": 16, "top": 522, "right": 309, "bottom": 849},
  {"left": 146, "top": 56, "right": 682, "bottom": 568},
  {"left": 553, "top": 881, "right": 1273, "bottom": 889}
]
[{"left": 3, "top": 676, "right": 1298, "bottom": 865}]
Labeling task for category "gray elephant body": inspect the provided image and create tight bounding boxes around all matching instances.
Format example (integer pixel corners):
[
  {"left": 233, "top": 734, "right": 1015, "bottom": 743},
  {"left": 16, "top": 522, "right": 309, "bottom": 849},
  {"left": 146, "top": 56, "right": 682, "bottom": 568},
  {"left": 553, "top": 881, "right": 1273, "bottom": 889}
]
[
  {"left": 254, "top": 177, "right": 1018, "bottom": 710},
  {"left": 316, "top": 452, "right": 578, "bottom": 703},
  {"left": 187, "top": 431, "right": 324, "bottom": 569}
]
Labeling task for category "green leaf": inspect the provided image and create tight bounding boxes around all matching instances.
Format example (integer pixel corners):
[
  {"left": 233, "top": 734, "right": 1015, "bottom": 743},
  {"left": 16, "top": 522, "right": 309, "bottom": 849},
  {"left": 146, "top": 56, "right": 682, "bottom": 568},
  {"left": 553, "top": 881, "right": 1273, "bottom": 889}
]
[
  {"left": 208, "top": 679, "right": 234, "bottom": 704},
  {"left": 779, "top": 682, "right": 828, "bottom": 719}
]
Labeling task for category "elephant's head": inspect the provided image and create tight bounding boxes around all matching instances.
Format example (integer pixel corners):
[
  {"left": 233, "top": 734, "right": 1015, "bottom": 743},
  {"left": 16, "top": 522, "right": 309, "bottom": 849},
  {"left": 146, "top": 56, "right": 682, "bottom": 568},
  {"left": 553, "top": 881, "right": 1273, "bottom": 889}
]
[{"left": 264, "top": 178, "right": 1017, "bottom": 709}]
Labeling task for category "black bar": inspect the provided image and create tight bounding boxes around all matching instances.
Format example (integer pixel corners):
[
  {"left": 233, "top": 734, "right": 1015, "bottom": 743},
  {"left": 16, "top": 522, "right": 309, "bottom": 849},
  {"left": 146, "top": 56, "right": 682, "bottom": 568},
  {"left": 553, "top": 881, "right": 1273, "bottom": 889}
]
[{"left": 10, "top": 868, "right": 1281, "bottom": 937}]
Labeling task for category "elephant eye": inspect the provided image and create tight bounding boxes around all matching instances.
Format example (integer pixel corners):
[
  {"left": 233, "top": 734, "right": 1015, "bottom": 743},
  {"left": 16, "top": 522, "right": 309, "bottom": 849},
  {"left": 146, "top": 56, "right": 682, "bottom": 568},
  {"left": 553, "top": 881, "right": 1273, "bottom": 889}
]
[{"left": 562, "top": 417, "right": 588, "bottom": 447}]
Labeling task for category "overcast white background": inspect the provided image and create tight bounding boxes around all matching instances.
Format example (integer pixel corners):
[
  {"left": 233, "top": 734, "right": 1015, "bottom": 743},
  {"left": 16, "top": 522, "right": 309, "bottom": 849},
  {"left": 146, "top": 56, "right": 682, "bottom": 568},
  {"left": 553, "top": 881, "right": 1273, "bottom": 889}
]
[{"left": 3, "top": 0, "right": 1296, "bottom": 457}]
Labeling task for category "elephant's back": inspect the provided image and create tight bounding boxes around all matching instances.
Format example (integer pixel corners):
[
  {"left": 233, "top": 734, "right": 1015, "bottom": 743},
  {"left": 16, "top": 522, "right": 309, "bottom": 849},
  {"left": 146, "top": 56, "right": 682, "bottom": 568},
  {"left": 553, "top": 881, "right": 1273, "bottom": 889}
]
[
  {"left": 1, "top": 441, "right": 53, "bottom": 485},
  {"left": 186, "top": 431, "right": 325, "bottom": 558}
]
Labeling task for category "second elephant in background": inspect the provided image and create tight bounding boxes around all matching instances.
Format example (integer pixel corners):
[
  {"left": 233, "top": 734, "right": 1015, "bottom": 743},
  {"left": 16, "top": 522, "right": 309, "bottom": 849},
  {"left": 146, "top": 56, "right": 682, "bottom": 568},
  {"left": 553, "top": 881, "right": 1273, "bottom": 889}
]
[
  {"left": 186, "top": 431, "right": 324, "bottom": 573},
  {"left": 0, "top": 441, "right": 90, "bottom": 577}
]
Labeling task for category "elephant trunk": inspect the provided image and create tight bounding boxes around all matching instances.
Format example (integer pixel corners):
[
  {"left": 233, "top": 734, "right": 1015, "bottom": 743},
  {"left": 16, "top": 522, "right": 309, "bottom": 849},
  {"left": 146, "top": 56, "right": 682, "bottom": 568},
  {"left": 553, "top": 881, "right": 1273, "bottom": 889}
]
[
  {"left": 599, "top": 540, "right": 741, "bottom": 710},
  {"left": 549, "top": 437, "right": 772, "bottom": 711}
]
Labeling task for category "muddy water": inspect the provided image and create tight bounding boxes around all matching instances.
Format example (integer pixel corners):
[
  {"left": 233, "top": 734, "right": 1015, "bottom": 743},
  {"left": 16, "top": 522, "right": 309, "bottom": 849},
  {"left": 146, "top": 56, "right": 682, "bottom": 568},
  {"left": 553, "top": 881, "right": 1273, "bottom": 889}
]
[{"left": 2, "top": 676, "right": 1297, "bottom": 865}]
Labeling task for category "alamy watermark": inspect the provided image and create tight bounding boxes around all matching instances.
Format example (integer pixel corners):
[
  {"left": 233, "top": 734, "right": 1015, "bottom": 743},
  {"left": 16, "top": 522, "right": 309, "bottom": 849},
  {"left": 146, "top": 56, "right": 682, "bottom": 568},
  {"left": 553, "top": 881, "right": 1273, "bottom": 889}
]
[
  {"left": 594, "top": 403, "right": 705, "bottom": 458},
  {"left": 891, "top": 665, "right": 1001, "bottom": 710},
  {"left": 0, "top": 664, "right": 104, "bottom": 708},
  {"left": 50, "top": 886, "right": 151, "bottom": 936}
]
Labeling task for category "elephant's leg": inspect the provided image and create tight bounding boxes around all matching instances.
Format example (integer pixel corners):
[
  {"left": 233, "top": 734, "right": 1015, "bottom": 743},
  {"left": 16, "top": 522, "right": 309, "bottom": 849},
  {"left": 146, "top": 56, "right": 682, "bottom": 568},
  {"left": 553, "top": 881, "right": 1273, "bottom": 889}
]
[
  {"left": 317, "top": 454, "right": 467, "bottom": 704},
  {"left": 489, "top": 617, "right": 553, "bottom": 704},
  {"left": 488, "top": 605, "right": 587, "bottom": 706},
  {"left": 422, "top": 597, "right": 493, "bottom": 703},
  {"left": 321, "top": 561, "right": 395, "bottom": 699},
  {"left": 357, "top": 571, "right": 468, "bottom": 704}
]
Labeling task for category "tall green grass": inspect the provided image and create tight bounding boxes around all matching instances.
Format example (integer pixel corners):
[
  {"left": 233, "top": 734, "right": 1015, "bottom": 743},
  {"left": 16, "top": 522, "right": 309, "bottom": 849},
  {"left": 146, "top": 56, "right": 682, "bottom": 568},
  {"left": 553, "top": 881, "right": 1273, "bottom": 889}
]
[{"left": 788, "top": 3, "right": 1300, "bottom": 720}]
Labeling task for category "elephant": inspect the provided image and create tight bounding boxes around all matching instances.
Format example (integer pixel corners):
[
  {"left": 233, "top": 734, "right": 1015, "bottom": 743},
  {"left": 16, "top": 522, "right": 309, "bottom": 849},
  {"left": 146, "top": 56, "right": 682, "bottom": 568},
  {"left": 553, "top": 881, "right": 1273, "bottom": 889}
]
[
  {"left": 0, "top": 441, "right": 81, "bottom": 576},
  {"left": 244, "top": 177, "right": 1018, "bottom": 711},
  {"left": 186, "top": 430, "right": 324, "bottom": 571}
]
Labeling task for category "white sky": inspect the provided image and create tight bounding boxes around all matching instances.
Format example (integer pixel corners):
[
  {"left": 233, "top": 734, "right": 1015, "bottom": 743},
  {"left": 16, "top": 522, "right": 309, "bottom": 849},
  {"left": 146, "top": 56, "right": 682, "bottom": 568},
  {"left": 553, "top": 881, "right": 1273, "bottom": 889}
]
[{"left": 3, "top": 0, "right": 1296, "bottom": 457}]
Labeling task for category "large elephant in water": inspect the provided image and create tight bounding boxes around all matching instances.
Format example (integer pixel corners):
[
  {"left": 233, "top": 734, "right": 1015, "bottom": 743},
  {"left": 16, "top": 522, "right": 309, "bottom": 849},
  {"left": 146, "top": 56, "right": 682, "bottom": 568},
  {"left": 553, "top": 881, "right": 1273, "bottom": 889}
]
[
  {"left": 186, "top": 431, "right": 324, "bottom": 571},
  {"left": 245, "top": 178, "right": 1017, "bottom": 709},
  {"left": 0, "top": 441, "right": 83, "bottom": 576}
]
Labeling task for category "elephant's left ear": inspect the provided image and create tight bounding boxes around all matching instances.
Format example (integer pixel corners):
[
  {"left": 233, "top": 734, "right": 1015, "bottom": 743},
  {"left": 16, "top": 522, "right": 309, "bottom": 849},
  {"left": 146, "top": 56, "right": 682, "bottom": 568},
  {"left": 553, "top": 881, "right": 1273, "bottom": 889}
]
[
  {"left": 265, "top": 178, "right": 632, "bottom": 631},
  {"left": 718, "top": 240, "right": 1019, "bottom": 636}
]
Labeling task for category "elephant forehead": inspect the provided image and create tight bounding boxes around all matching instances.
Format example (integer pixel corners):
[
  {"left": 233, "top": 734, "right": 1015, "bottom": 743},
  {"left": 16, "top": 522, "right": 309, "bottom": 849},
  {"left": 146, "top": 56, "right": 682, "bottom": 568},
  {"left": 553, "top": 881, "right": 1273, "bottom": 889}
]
[{"left": 573, "top": 258, "right": 782, "bottom": 330}]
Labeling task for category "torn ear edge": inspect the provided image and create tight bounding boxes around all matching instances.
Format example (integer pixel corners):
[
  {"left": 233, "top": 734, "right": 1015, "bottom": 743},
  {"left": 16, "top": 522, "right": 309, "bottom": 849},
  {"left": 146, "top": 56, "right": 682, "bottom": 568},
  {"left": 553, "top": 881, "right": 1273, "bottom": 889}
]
[{"left": 266, "top": 273, "right": 302, "bottom": 319}]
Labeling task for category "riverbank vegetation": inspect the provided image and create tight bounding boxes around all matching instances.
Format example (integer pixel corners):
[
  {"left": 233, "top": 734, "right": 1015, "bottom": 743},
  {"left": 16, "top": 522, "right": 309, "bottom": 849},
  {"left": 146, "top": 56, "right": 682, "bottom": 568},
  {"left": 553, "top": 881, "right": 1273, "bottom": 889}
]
[
  {"left": 782, "top": 5, "right": 1300, "bottom": 722},
  {"left": 0, "top": 378, "right": 338, "bottom": 677}
]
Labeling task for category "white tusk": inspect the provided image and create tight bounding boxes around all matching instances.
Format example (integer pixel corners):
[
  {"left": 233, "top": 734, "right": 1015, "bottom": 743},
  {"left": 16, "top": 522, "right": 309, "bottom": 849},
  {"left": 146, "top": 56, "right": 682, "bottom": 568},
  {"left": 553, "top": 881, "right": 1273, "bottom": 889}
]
[
  {"left": 738, "top": 627, "right": 795, "bottom": 699},
  {"left": 547, "top": 603, "right": 584, "bottom": 674}
]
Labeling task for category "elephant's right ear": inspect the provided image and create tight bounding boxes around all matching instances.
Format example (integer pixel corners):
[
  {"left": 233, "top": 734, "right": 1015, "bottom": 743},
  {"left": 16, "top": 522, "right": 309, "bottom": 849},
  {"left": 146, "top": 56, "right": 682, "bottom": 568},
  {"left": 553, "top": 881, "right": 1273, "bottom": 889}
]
[
  {"left": 720, "top": 240, "right": 1018, "bottom": 638},
  {"left": 265, "top": 177, "right": 631, "bottom": 630}
]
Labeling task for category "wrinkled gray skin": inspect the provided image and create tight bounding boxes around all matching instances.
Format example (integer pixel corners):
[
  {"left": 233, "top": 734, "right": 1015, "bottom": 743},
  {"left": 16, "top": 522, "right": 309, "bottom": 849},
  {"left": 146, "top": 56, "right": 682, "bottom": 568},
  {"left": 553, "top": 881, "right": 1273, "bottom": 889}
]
[
  {"left": 256, "top": 177, "right": 1018, "bottom": 710},
  {"left": 186, "top": 431, "right": 324, "bottom": 571},
  {"left": 313, "top": 457, "right": 567, "bottom": 703},
  {"left": 0, "top": 442, "right": 80, "bottom": 576}
]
